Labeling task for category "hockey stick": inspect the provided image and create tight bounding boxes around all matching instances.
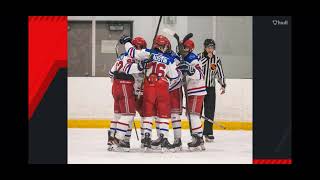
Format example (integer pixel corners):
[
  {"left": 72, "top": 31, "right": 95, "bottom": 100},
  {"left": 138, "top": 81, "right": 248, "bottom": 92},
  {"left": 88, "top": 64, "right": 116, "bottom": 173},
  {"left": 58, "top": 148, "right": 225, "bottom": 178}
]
[
  {"left": 163, "top": 28, "right": 194, "bottom": 134},
  {"left": 115, "top": 41, "right": 120, "bottom": 58},
  {"left": 133, "top": 120, "right": 139, "bottom": 141},
  {"left": 153, "top": 16, "right": 163, "bottom": 45},
  {"left": 182, "top": 106, "right": 226, "bottom": 129}
]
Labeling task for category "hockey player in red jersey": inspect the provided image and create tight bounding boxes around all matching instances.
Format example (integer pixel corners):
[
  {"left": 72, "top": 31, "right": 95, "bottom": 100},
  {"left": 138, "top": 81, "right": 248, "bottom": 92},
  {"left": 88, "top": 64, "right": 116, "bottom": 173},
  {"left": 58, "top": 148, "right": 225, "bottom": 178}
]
[
  {"left": 177, "top": 39, "right": 206, "bottom": 150},
  {"left": 119, "top": 34, "right": 180, "bottom": 152},
  {"left": 151, "top": 48, "right": 184, "bottom": 151}
]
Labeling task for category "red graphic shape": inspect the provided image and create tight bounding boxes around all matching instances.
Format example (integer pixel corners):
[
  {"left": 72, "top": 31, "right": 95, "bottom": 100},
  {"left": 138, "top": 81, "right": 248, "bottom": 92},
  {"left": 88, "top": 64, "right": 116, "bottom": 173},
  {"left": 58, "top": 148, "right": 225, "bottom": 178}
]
[
  {"left": 28, "top": 16, "right": 67, "bottom": 120},
  {"left": 253, "top": 159, "right": 292, "bottom": 164}
]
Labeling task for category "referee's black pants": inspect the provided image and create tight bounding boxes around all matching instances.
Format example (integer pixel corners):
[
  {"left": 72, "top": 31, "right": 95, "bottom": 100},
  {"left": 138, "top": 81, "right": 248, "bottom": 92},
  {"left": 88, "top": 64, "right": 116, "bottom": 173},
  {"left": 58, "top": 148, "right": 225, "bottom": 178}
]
[{"left": 203, "top": 86, "right": 216, "bottom": 135}]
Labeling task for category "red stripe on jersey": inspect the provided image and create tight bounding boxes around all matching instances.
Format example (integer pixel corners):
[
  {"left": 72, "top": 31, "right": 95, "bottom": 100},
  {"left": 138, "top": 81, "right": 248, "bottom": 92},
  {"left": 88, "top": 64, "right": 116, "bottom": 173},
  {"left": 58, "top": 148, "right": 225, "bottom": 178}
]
[
  {"left": 129, "top": 48, "right": 134, "bottom": 58},
  {"left": 187, "top": 86, "right": 207, "bottom": 92}
]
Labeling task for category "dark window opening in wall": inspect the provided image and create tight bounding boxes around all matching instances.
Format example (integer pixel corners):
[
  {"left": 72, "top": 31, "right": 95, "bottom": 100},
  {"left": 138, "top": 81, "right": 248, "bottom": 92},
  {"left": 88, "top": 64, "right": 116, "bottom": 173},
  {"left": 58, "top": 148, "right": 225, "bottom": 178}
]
[
  {"left": 95, "top": 21, "right": 133, "bottom": 77},
  {"left": 68, "top": 21, "right": 92, "bottom": 77}
]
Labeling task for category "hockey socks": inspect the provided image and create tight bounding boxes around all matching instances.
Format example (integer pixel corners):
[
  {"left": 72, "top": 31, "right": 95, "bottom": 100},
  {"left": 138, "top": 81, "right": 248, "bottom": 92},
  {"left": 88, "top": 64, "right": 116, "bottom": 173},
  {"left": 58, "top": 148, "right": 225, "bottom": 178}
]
[
  {"left": 171, "top": 113, "right": 182, "bottom": 139},
  {"left": 190, "top": 114, "right": 203, "bottom": 137}
]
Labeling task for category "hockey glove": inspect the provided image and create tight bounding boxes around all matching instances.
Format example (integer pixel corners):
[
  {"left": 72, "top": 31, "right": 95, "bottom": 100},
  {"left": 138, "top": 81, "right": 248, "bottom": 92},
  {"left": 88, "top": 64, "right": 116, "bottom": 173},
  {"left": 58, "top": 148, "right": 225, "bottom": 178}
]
[
  {"left": 119, "top": 35, "right": 132, "bottom": 44},
  {"left": 177, "top": 61, "right": 195, "bottom": 76},
  {"left": 137, "top": 59, "right": 152, "bottom": 71}
]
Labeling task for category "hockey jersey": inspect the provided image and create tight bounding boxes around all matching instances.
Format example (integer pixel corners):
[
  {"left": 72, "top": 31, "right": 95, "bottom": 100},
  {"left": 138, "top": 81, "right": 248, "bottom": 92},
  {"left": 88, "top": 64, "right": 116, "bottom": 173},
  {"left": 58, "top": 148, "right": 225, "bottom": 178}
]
[
  {"left": 167, "top": 51, "right": 183, "bottom": 92},
  {"left": 109, "top": 52, "right": 145, "bottom": 96},
  {"left": 183, "top": 52, "right": 207, "bottom": 96},
  {"left": 125, "top": 42, "right": 180, "bottom": 83},
  {"left": 132, "top": 73, "right": 144, "bottom": 96},
  {"left": 109, "top": 52, "right": 142, "bottom": 76}
]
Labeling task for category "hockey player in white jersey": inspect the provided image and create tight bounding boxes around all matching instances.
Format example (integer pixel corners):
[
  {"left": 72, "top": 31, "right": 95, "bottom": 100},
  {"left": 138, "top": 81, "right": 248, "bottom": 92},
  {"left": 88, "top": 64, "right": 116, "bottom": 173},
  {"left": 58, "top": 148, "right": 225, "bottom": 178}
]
[
  {"left": 177, "top": 39, "right": 206, "bottom": 150},
  {"left": 108, "top": 52, "right": 135, "bottom": 151},
  {"left": 124, "top": 37, "right": 148, "bottom": 148},
  {"left": 119, "top": 34, "right": 179, "bottom": 152},
  {"left": 107, "top": 37, "right": 146, "bottom": 151}
]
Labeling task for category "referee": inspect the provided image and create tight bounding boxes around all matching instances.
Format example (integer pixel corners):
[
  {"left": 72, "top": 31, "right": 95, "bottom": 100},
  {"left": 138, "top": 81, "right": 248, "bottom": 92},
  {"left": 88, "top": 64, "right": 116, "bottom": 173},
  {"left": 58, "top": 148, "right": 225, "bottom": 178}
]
[{"left": 198, "top": 39, "right": 226, "bottom": 142}]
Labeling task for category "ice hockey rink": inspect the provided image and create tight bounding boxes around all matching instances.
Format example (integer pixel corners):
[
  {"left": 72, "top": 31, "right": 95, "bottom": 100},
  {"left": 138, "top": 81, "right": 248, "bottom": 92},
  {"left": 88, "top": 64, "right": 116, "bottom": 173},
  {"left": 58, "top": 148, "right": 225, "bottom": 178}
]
[{"left": 68, "top": 128, "right": 252, "bottom": 164}]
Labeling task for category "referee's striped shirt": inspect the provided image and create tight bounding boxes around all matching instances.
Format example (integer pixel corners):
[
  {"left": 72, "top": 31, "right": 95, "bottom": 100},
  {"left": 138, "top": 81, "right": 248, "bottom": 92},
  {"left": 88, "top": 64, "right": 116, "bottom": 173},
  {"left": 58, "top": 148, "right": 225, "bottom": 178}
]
[{"left": 198, "top": 52, "right": 226, "bottom": 88}]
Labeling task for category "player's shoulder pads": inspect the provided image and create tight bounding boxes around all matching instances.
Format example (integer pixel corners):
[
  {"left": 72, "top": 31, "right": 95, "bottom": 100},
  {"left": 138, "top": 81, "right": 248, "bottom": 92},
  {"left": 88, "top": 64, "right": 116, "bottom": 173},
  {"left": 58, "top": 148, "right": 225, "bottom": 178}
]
[{"left": 184, "top": 52, "right": 198, "bottom": 63}]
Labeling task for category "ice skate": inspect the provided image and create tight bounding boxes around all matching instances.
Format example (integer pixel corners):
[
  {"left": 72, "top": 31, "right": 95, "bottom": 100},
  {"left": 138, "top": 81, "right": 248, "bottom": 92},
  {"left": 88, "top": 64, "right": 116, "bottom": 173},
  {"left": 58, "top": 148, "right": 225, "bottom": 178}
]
[
  {"left": 172, "top": 138, "right": 182, "bottom": 151},
  {"left": 200, "top": 136, "right": 206, "bottom": 151},
  {"left": 151, "top": 136, "right": 162, "bottom": 150},
  {"left": 143, "top": 132, "right": 152, "bottom": 152},
  {"left": 204, "top": 135, "right": 215, "bottom": 143},
  {"left": 107, "top": 130, "right": 115, "bottom": 151},
  {"left": 187, "top": 134, "right": 206, "bottom": 151},
  {"left": 140, "top": 137, "right": 145, "bottom": 149},
  {"left": 160, "top": 134, "right": 175, "bottom": 153},
  {"left": 109, "top": 136, "right": 119, "bottom": 151},
  {"left": 116, "top": 140, "right": 130, "bottom": 152}
]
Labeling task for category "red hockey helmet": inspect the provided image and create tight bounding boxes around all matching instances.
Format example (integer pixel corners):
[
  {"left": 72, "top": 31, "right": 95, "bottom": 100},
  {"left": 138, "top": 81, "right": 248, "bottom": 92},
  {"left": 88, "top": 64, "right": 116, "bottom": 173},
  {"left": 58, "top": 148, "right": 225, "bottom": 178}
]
[
  {"left": 132, "top": 36, "right": 147, "bottom": 50},
  {"left": 183, "top": 39, "right": 195, "bottom": 51},
  {"left": 152, "top": 35, "right": 171, "bottom": 51}
]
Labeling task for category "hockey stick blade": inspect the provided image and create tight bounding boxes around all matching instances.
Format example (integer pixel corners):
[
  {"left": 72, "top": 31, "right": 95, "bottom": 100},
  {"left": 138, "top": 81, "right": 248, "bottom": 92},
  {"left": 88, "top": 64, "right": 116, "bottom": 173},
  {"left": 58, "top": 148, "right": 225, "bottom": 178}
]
[{"left": 183, "top": 33, "right": 193, "bottom": 43}]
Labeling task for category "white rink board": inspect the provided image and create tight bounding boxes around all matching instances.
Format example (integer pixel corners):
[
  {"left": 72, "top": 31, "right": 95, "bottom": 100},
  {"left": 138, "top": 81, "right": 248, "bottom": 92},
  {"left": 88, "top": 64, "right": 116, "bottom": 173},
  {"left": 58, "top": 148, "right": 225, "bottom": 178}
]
[
  {"left": 68, "top": 77, "right": 252, "bottom": 122},
  {"left": 68, "top": 129, "right": 252, "bottom": 164}
]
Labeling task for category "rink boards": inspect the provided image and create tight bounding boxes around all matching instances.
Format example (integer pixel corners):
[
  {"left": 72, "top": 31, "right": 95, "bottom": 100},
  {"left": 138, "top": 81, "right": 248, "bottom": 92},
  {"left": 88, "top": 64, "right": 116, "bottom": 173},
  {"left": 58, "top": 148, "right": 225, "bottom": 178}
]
[
  {"left": 68, "top": 119, "right": 252, "bottom": 130},
  {"left": 68, "top": 78, "right": 253, "bottom": 131}
]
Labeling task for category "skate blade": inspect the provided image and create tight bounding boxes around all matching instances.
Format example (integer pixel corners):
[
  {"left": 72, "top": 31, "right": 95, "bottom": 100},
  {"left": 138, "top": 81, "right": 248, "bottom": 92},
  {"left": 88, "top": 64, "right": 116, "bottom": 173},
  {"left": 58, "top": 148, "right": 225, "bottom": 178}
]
[
  {"left": 144, "top": 147, "right": 152, "bottom": 152},
  {"left": 205, "top": 139, "right": 214, "bottom": 143},
  {"left": 174, "top": 146, "right": 183, "bottom": 152},
  {"left": 151, "top": 145, "right": 161, "bottom": 150},
  {"left": 122, "top": 147, "right": 130, "bottom": 152},
  {"left": 161, "top": 148, "right": 175, "bottom": 153},
  {"left": 187, "top": 146, "right": 203, "bottom": 152},
  {"left": 108, "top": 144, "right": 118, "bottom": 151},
  {"left": 107, "top": 146, "right": 113, "bottom": 151},
  {"left": 114, "top": 147, "right": 130, "bottom": 152}
]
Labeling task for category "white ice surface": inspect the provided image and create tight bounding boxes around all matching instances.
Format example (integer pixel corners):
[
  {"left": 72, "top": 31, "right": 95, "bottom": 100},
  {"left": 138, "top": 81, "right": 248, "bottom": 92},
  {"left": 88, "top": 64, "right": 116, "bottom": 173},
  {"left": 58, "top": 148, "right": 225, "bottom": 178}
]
[{"left": 68, "top": 129, "right": 252, "bottom": 164}]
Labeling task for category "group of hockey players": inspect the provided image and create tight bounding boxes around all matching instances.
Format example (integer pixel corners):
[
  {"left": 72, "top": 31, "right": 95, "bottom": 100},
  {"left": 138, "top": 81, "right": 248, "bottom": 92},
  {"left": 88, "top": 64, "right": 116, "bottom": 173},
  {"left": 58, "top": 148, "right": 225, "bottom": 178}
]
[{"left": 107, "top": 34, "right": 207, "bottom": 152}]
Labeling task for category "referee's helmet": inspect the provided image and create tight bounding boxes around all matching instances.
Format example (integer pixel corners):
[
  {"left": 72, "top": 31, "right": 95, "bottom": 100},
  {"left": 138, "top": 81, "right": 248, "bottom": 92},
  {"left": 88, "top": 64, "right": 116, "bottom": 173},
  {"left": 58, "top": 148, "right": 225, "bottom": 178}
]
[{"left": 204, "top": 39, "right": 216, "bottom": 49}]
